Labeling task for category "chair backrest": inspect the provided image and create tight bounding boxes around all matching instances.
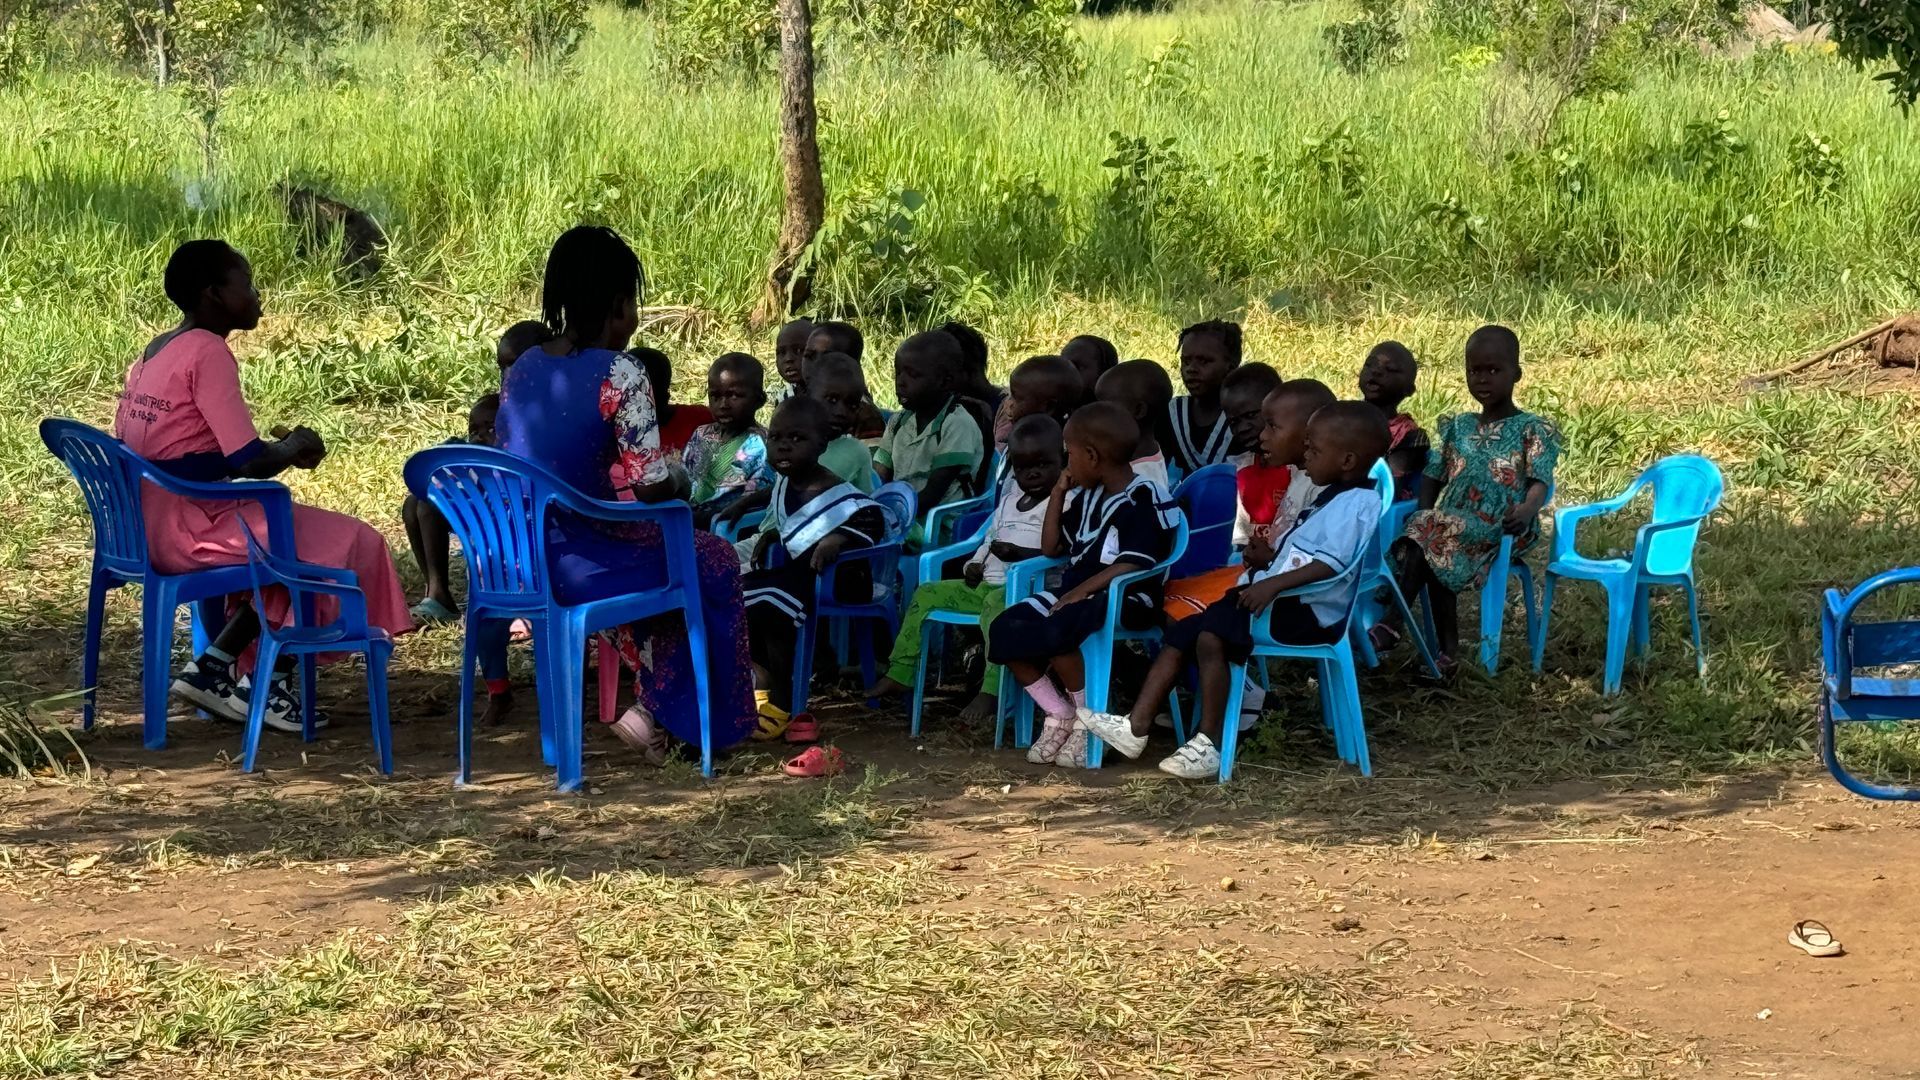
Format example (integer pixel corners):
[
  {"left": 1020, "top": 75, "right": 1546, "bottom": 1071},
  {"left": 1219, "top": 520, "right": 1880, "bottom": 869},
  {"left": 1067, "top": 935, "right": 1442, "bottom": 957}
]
[
  {"left": 1357, "top": 458, "right": 1399, "bottom": 580},
  {"left": 1639, "top": 454, "right": 1725, "bottom": 576},
  {"left": 1168, "top": 463, "right": 1237, "bottom": 578},
  {"left": 872, "top": 481, "right": 919, "bottom": 544},
  {"left": 404, "top": 444, "right": 557, "bottom": 606},
  {"left": 40, "top": 418, "right": 151, "bottom": 579}
]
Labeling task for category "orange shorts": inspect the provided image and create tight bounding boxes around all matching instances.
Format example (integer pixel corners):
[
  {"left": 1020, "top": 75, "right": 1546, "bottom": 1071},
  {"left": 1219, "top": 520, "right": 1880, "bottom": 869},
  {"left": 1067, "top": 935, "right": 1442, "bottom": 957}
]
[{"left": 1162, "top": 565, "right": 1243, "bottom": 624}]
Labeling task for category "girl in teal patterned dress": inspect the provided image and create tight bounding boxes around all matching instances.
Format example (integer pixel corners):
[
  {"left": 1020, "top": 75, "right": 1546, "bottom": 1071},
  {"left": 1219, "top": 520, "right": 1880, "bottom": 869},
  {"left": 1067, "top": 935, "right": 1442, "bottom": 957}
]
[{"left": 1393, "top": 325, "right": 1561, "bottom": 669}]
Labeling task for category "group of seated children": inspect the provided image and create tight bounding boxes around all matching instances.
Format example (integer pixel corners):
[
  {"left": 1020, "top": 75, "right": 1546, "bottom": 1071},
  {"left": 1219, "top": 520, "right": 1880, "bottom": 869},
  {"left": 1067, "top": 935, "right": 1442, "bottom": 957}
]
[{"left": 406, "top": 312, "right": 1560, "bottom": 779}]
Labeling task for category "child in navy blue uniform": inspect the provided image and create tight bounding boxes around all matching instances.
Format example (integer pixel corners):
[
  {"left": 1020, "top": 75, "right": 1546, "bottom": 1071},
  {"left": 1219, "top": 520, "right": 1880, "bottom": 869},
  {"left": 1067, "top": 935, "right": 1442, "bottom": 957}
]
[
  {"left": 1081, "top": 402, "right": 1388, "bottom": 779},
  {"left": 987, "top": 401, "right": 1180, "bottom": 769}
]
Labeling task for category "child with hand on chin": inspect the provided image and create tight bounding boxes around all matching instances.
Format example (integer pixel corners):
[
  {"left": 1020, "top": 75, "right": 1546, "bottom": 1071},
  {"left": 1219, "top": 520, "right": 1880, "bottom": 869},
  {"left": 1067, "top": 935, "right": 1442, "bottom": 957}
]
[
  {"left": 1081, "top": 402, "right": 1388, "bottom": 779},
  {"left": 742, "top": 396, "right": 890, "bottom": 750},
  {"left": 868, "top": 414, "right": 1064, "bottom": 723},
  {"left": 986, "top": 402, "right": 1179, "bottom": 769}
]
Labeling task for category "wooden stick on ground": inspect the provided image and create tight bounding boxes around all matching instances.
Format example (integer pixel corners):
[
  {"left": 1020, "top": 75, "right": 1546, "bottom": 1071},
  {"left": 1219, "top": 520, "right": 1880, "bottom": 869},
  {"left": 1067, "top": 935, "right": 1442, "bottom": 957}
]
[{"left": 1741, "top": 317, "right": 1904, "bottom": 389}]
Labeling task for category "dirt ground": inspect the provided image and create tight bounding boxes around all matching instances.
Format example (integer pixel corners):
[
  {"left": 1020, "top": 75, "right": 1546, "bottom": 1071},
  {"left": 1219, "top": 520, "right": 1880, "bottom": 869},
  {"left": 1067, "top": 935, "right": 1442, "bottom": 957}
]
[{"left": 4, "top": 671, "right": 1920, "bottom": 1078}]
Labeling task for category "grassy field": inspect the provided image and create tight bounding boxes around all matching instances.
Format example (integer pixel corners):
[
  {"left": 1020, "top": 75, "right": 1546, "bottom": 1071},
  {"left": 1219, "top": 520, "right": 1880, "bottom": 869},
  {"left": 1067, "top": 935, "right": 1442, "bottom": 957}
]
[{"left": 8, "top": 5, "right": 1920, "bottom": 1074}]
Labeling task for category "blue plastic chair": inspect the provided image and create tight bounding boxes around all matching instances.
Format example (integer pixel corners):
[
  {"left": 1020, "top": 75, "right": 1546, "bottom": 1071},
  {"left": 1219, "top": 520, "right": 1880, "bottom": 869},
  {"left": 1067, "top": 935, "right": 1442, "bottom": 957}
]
[
  {"left": 791, "top": 482, "right": 917, "bottom": 716},
  {"left": 1166, "top": 464, "right": 1237, "bottom": 579},
  {"left": 710, "top": 509, "right": 764, "bottom": 544},
  {"left": 40, "top": 418, "right": 306, "bottom": 749},
  {"left": 405, "top": 445, "right": 715, "bottom": 790},
  {"left": 1002, "top": 511, "right": 1192, "bottom": 769},
  {"left": 1820, "top": 568, "right": 1920, "bottom": 800},
  {"left": 1414, "top": 483, "right": 1554, "bottom": 674},
  {"left": 1351, "top": 460, "right": 1442, "bottom": 677},
  {"left": 235, "top": 520, "right": 394, "bottom": 774},
  {"left": 1535, "top": 455, "right": 1723, "bottom": 694}
]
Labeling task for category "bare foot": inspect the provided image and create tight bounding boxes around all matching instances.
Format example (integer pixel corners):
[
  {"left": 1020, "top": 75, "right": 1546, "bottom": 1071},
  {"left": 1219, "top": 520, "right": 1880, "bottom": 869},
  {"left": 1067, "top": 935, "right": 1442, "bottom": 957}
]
[
  {"left": 863, "top": 676, "right": 911, "bottom": 699},
  {"left": 957, "top": 692, "right": 997, "bottom": 723},
  {"left": 480, "top": 691, "right": 514, "bottom": 726}
]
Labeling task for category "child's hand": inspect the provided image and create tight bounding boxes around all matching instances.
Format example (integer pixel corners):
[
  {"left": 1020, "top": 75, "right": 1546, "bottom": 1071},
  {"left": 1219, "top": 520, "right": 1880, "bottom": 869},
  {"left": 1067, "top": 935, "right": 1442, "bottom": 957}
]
[
  {"left": 1243, "top": 532, "right": 1275, "bottom": 568},
  {"left": 1501, "top": 501, "right": 1540, "bottom": 536},
  {"left": 751, "top": 531, "right": 774, "bottom": 567},
  {"left": 1237, "top": 579, "right": 1284, "bottom": 612},
  {"left": 963, "top": 561, "right": 985, "bottom": 587},
  {"left": 809, "top": 534, "right": 851, "bottom": 573},
  {"left": 286, "top": 426, "right": 327, "bottom": 469},
  {"left": 1053, "top": 471, "right": 1075, "bottom": 496}
]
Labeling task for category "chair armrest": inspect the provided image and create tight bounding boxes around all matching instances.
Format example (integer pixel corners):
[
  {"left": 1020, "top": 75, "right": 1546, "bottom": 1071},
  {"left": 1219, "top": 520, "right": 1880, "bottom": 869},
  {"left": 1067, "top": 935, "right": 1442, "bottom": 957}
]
[
  {"left": 1627, "top": 513, "right": 1712, "bottom": 573},
  {"left": 1247, "top": 559, "right": 1366, "bottom": 648},
  {"left": 548, "top": 485, "right": 697, "bottom": 533},
  {"left": 139, "top": 468, "right": 299, "bottom": 557},
  {"left": 818, "top": 540, "right": 906, "bottom": 601},
  {"left": 1002, "top": 555, "right": 1067, "bottom": 602},
  {"left": 1548, "top": 480, "right": 1643, "bottom": 562},
  {"left": 712, "top": 509, "right": 765, "bottom": 544},
  {"left": 917, "top": 518, "right": 991, "bottom": 586},
  {"left": 924, "top": 492, "right": 993, "bottom": 548}
]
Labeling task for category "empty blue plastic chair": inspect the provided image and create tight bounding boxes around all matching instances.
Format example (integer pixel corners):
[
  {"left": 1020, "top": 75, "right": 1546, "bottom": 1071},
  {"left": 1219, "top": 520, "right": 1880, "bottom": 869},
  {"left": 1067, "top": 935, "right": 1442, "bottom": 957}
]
[
  {"left": 235, "top": 520, "right": 394, "bottom": 774},
  {"left": 791, "top": 482, "right": 917, "bottom": 715},
  {"left": 40, "top": 417, "right": 303, "bottom": 748},
  {"left": 1820, "top": 568, "right": 1920, "bottom": 800},
  {"left": 1166, "top": 464, "right": 1237, "bottom": 579},
  {"left": 1351, "top": 460, "right": 1442, "bottom": 677},
  {"left": 405, "top": 445, "right": 715, "bottom": 790},
  {"left": 1535, "top": 455, "right": 1723, "bottom": 694}
]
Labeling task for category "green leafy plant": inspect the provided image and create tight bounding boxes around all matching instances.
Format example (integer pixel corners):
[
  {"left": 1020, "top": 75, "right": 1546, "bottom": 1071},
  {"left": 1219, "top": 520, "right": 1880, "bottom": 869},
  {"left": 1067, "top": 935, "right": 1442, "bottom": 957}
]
[
  {"left": 1790, "top": 130, "right": 1846, "bottom": 198},
  {"left": 801, "top": 184, "right": 950, "bottom": 316},
  {"left": 1323, "top": 0, "right": 1405, "bottom": 74},
  {"left": 0, "top": 0, "right": 48, "bottom": 87},
  {"left": 430, "top": 0, "right": 590, "bottom": 72},
  {"left": 1677, "top": 109, "right": 1749, "bottom": 179},
  {"left": 1295, "top": 121, "right": 1367, "bottom": 200},
  {"left": 1418, "top": 191, "right": 1485, "bottom": 252},
  {"left": 1823, "top": 0, "right": 1920, "bottom": 108},
  {"left": 1136, "top": 32, "right": 1195, "bottom": 97}
]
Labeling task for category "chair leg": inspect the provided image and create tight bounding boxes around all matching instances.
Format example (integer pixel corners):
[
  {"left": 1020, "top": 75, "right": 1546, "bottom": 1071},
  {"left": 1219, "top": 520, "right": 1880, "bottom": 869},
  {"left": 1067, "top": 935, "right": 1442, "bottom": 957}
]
[
  {"left": 1384, "top": 577, "right": 1442, "bottom": 678},
  {"left": 857, "top": 618, "right": 883, "bottom": 705},
  {"left": 366, "top": 643, "right": 394, "bottom": 775},
  {"left": 1516, "top": 566, "right": 1540, "bottom": 669},
  {"left": 141, "top": 584, "right": 176, "bottom": 750},
  {"left": 1534, "top": 573, "right": 1557, "bottom": 673},
  {"left": 457, "top": 622, "right": 478, "bottom": 787},
  {"left": 1480, "top": 558, "right": 1511, "bottom": 675},
  {"left": 1684, "top": 578, "right": 1706, "bottom": 679},
  {"left": 910, "top": 620, "right": 936, "bottom": 739},
  {"left": 681, "top": 609, "right": 716, "bottom": 779},
  {"left": 792, "top": 614, "right": 818, "bottom": 718},
  {"left": 242, "top": 638, "right": 281, "bottom": 773},
  {"left": 1082, "top": 634, "right": 1113, "bottom": 769},
  {"left": 1630, "top": 582, "right": 1652, "bottom": 661},
  {"left": 82, "top": 574, "right": 110, "bottom": 731},
  {"left": 551, "top": 614, "right": 587, "bottom": 793},
  {"left": 1332, "top": 646, "right": 1370, "bottom": 776},
  {"left": 1601, "top": 582, "right": 1635, "bottom": 696},
  {"left": 1218, "top": 662, "right": 1248, "bottom": 783}
]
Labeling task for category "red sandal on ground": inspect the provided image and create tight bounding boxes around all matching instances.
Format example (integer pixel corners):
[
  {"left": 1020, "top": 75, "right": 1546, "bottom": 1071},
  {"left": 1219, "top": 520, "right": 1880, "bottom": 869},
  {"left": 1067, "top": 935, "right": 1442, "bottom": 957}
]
[
  {"left": 784, "top": 712, "right": 821, "bottom": 743},
  {"left": 783, "top": 745, "right": 848, "bottom": 777}
]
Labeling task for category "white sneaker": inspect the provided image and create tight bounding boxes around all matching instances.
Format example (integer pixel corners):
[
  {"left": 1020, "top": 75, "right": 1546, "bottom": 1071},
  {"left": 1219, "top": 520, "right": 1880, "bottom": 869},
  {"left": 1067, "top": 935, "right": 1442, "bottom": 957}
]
[
  {"left": 1052, "top": 727, "right": 1091, "bottom": 769},
  {"left": 1157, "top": 733, "right": 1221, "bottom": 781},
  {"left": 171, "top": 660, "right": 246, "bottom": 724},
  {"left": 1077, "top": 707, "right": 1147, "bottom": 760},
  {"left": 238, "top": 675, "right": 328, "bottom": 735},
  {"left": 1028, "top": 716, "right": 1073, "bottom": 764}
]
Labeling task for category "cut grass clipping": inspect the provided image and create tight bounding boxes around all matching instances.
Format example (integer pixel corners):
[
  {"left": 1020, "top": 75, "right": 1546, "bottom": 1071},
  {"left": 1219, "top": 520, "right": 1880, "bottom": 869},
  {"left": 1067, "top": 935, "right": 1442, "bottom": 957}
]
[
  {"left": 0, "top": 855, "right": 1686, "bottom": 1079},
  {"left": 0, "top": 690, "right": 87, "bottom": 782}
]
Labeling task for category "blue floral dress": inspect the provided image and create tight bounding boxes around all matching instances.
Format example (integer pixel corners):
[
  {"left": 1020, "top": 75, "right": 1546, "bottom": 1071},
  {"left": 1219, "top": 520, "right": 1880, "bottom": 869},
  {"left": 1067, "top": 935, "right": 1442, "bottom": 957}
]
[{"left": 1404, "top": 411, "right": 1562, "bottom": 592}]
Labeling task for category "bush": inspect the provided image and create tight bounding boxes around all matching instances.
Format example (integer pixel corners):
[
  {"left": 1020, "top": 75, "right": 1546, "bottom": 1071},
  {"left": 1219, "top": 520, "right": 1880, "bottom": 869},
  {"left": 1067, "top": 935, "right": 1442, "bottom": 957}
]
[
  {"left": 0, "top": 0, "right": 49, "bottom": 86},
  {"left": 1323, "top": 0, "right": 1405, "bottom": 74},
  {"left": 429, "top": 0, "right": 590, "bottom": 72}
]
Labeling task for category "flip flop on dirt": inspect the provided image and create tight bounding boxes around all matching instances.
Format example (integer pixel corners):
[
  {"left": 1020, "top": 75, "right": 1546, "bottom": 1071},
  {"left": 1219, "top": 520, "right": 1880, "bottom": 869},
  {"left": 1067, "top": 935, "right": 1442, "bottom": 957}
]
[
  {"left": 783, "top": 745, "right": 848, "bottom": 778},
  {"left": 784, "top": 712, "right": 820, "bottom": 744},
  {"left": 1789, "top": 920, "right": 1844, "bottom": 957},
  {"left": 409, "top": 597, "right": 457, "bottom": 624}
]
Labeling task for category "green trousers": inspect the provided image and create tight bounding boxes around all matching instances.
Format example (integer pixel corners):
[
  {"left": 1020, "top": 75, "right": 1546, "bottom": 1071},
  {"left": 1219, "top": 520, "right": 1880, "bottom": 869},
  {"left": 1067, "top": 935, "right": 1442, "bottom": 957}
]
[{"left": 885, "top": 578, "right": 1010, "bottom": 695}]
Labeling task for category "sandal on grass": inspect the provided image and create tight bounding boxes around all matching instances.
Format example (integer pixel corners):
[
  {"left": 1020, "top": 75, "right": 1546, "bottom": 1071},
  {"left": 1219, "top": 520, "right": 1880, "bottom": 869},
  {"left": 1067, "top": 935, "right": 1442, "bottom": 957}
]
[
  {"left": 1367, "top": 623, "right": 1401, "bottom": 654},
  {"left": 783, "top": 745, "right": 848, "bottom": 778},
  {"left": 605, "top": 705, "right": 668, "bottom": 766},
  {"left": 410, "top": 597, "right": 458, "bottom": 624},
  {"left": 1789, "top": 920, "right": 1844, "bottom": 957},
  {"left": 784, "top": 712, "right": 821, "bottom": 744},
  {"left": 509, "top": 619, "right": 534, "bottom": 642},
  {"left": 753, "top": 702, "right": 792, "bottom": 742}
]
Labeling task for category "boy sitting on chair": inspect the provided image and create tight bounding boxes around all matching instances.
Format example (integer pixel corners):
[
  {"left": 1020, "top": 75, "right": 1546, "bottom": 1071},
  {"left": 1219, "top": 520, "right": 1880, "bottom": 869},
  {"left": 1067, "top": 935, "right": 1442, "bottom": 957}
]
[
  {"left": 1080, "top": 402, "right": 1387, "bottom": 779},
  {"left": 986, "top": 402, "right": 1179, "bottom": 769}
]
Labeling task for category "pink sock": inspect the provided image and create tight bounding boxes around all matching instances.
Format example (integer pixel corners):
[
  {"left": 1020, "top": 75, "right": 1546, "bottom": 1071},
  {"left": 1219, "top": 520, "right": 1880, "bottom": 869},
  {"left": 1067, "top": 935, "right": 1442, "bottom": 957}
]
[
  {"left": 1023, "top": 678, "right": 1073, "bottom": 720},
  {"left": 1070, "top": 688, "right": 1088, "bottom": 713}
]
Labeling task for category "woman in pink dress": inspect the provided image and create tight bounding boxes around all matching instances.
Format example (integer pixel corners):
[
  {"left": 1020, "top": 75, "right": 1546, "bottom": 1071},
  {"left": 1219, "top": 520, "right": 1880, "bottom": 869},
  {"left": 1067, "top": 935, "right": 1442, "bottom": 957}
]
[{"left": 114, "top": 240, "right": 412, "bottom": 732}]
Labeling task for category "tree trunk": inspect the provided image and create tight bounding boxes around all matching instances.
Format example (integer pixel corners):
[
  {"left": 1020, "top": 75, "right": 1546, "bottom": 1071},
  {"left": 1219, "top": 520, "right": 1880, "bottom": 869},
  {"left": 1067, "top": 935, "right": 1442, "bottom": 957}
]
[{"left": 753, "top": 0, "right": 825, "bottom": 327}]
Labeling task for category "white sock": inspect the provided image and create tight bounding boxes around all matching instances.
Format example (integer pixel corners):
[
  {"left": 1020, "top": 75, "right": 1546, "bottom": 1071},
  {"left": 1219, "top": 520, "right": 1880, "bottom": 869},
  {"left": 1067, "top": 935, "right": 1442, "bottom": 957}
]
[{"left": 203, "top": 646, "right": 235, "bottom": 670}]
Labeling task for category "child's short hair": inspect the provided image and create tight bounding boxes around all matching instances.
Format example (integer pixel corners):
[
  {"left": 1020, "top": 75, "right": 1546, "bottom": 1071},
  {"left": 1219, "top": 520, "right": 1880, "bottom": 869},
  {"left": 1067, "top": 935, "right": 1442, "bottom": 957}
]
[
  {"left": 1011, "top": 354, "right": 1082, "bottom": 404},
  {"left": 632, "top": 347, "right": 674, "bottom": 406},
  {"left": 898, "top": 330, "right": 963, "bottom": 375},
  {"left": 805, "top": 350, "right": 866, "bottom": 390},
  {"left": 1311, "top": 400, "right": 1392, "bottom": 463},
  {"left": 163, "top": 239, "right": 245, "bottom": 313},
  {"left": 1365, "top": 339, "right": 1418, "bottom": 372},
  {"left": 937, "top": 320, "right": 989, "bottom": 376},
  {"left": 498, "top": 320, "right": 550, "bottom": 369},
  {"left": 773, "top": 392, "right": 833, "bottom": 432},
  {"left": 1008, "top": 412, "right": 1064, "bottom": 453},
  {"left": 1178, "top": 319, "right": 1244, "bottom": 366},
  {"left": 1270, "top": 377, "right": 1337, "bottom": 414},
  {"left": 541, "top": 225, "right": 643, "bottom": 341},
  {"left": 811, "top": 320, "right": 865, "bottom": 361},
  {"left": 1063, "top": 334, "right": 1119, "bottom": 373},
  {"left": 1098, "top": 359, "right": 1174, "bottom": 414},
  {"left": 1222, "top": 362, "right": 1281, "bottom": 402},
  {"left": 710, "top": 351, "right": 765, "bottom": 385},
  {"left": 1065, "top": 401, "right": 1138, "bottom": 465},
  {"left": 1465, "top": 325, "right": 1519, "bottom": 367},
  {"left": 470, "top": 391, "right": 501, "bottom": 421}
]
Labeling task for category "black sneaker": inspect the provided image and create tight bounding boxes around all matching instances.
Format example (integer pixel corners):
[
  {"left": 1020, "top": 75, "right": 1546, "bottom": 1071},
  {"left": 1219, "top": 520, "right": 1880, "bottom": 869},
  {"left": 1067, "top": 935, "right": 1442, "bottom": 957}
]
[
  {"left": 171, "top": 660, "right": 245, "bottom": 724},
  {"left": 238, "top": 674, "right": 328, "bottom": 735}
]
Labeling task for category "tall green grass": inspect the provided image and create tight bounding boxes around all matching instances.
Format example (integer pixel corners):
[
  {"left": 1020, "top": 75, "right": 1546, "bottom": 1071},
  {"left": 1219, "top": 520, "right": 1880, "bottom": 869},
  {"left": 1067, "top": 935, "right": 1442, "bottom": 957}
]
[{"left": 3, "top": 1, "right": 1919, "bottom": 774}]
